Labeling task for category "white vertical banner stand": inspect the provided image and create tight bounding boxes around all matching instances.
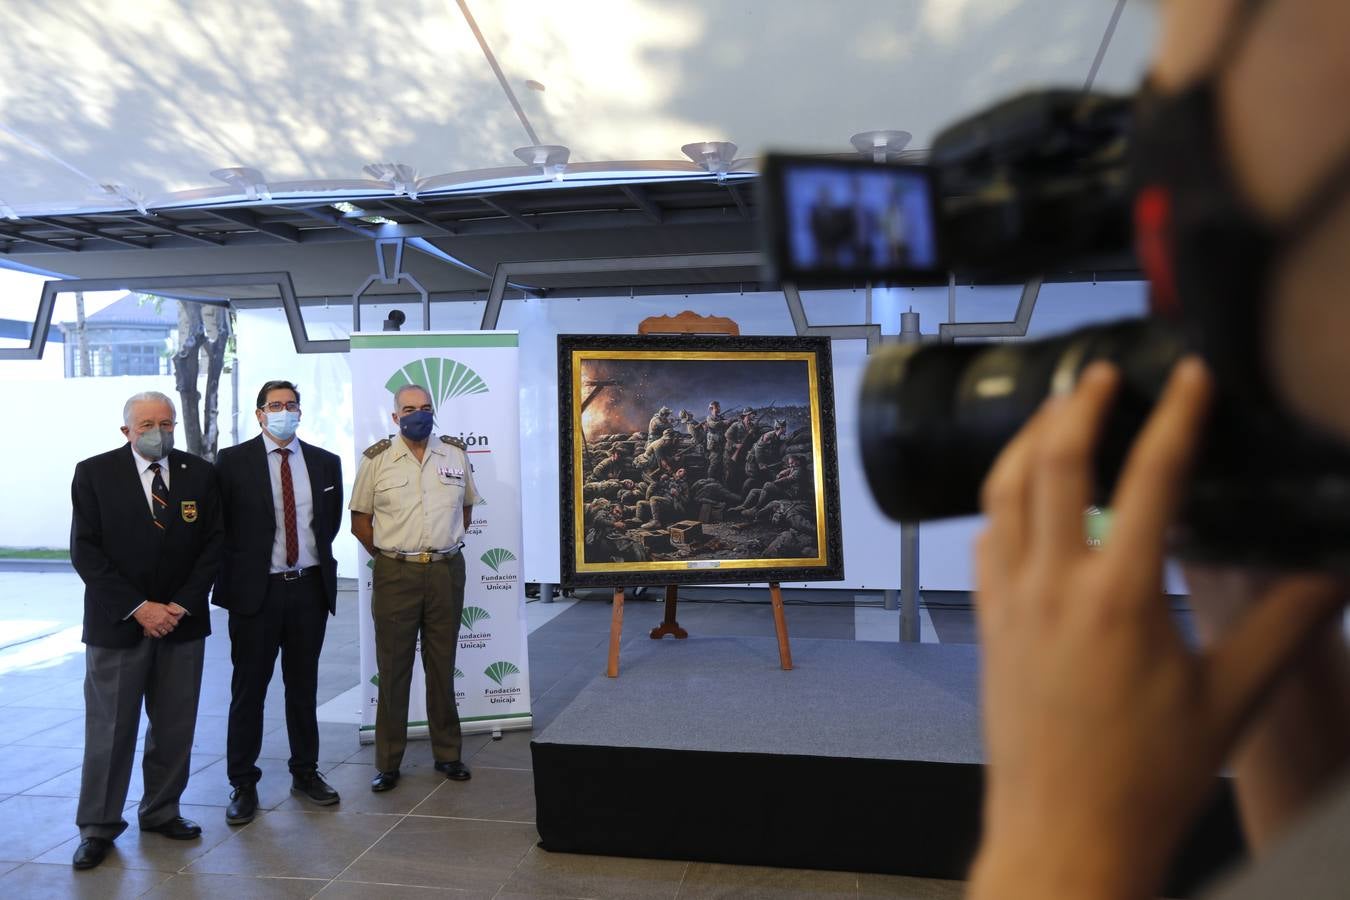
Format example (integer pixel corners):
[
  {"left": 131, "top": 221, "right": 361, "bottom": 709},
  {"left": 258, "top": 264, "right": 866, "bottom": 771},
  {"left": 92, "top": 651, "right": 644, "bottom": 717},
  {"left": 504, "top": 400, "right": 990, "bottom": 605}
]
[{"left": 349, "top": 331, "right": 531, "bottom": 743}]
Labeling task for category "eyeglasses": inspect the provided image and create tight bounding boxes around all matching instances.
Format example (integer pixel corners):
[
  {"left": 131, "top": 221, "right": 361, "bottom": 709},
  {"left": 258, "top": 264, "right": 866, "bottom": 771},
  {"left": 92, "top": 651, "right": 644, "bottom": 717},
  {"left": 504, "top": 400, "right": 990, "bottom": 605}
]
[{"left": 262, "top": 401, "right": 300, "bottom": 412}]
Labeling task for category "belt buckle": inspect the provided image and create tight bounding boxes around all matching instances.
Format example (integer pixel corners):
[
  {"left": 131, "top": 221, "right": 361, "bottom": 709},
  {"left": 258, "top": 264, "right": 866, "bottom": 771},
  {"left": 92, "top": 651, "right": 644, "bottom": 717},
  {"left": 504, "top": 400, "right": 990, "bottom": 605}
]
[
  {"left": 282, "top": 569, "right": 302, "bottom": 582},
  {"left": 416, "top": 551, "right": 432, "bottom": 564}
]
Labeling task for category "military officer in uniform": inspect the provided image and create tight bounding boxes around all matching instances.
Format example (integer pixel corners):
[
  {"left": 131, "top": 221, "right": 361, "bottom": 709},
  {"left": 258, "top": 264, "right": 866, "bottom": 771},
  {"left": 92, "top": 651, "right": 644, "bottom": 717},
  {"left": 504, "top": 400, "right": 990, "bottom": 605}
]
[{"left": 350, "top": 384, "right": 480, "bottom": 792}]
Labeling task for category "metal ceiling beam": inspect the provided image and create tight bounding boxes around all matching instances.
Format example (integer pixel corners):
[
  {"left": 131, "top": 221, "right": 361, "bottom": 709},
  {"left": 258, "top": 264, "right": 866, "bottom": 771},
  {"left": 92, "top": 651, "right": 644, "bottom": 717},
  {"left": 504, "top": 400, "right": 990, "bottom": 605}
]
[
  {"left": 478, "top": 196, "right": 537, "bottom": 230},
  {"left": 28, "top": 217, "right": 151, "bottom": 250},
  {"left": 781, "top": 283, "right": 881, "bottom": 354},
  {"left": 129, "top": 215, "right": 226, "bottom": 247},
  {"left": 379, "top": 200, "right": 458, "bottom": 235},
  {"left": 205, "top": 208, "right": 302, "bottom": 243},
  {"left": 479, "top": 251, "right": 763, "bottom": 329},
  {"left": 294, "top": 205, "right": 379, "bottom": 239},
  {"left": 725, "top": 182, "right": 750, "bottom": 218},
  {"left": 620, "top": 185, "right": 663, "bottom": 223},
  {"left": 0, "top": 224, "right": 79, "bottom": 252}
]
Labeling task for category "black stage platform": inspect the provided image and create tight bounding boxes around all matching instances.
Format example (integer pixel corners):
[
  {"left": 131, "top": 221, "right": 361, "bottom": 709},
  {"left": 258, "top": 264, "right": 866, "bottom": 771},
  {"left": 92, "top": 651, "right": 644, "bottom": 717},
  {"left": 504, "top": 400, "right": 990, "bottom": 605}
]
[{"left": 531, "top": 636, "right": 1244, "bottom": 896}]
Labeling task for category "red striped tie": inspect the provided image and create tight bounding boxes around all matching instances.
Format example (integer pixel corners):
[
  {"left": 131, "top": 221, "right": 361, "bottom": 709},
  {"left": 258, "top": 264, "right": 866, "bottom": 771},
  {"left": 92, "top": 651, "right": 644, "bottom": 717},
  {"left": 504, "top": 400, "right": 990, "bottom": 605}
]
[
  {"left": 278, "top": 449, "right": 298, "bottom": 568},
  {"left": 148, "top": 462, "right": 168, "bottom": 531}
]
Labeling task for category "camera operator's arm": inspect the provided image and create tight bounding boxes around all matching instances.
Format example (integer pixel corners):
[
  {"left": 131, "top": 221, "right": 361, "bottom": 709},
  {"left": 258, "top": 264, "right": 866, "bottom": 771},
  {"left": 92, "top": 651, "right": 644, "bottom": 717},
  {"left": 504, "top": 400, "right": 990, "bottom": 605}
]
[
  {"left": 1184, "top": 566, "right": 1350, "bottom": 851},
  {"left": 966, "top": 360, "right": 1346, "bottom": 900}
]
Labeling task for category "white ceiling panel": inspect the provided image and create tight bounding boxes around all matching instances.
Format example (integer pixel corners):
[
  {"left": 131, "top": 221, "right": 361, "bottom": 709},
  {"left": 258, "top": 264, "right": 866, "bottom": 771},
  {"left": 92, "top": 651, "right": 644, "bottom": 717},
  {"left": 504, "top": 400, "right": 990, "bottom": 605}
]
[{"left": 0, "top": 0, "right": 1156, "bottom": 216}]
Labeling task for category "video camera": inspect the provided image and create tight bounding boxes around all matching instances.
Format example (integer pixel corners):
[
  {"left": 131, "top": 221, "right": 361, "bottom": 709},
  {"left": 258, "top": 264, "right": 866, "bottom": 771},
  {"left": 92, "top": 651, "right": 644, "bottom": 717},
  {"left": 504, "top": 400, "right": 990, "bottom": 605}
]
[{"left": 760, "top": 89, "right": 1350, "bottom": 570}]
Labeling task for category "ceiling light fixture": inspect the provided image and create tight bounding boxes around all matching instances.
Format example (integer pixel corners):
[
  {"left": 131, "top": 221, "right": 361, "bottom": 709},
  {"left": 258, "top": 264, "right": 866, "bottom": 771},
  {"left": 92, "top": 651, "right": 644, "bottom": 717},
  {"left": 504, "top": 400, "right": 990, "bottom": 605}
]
[
  {"left": 210, "top": 167, "right": 272, "bottom": 202},
  {"left": 681, "top": 141, "right": 738, "bottom": 182},
  {"left": 850, "top": 130, "right": 912, "bottom": 162},
  {"left": 100, "top": 183, "right": 150, "bottom": 215},
  {"left": 363, "top": 163, "right": 421, "bottom": 200},
  {"left": 514, "top": 144, "right": 569, "bottom": 182}
]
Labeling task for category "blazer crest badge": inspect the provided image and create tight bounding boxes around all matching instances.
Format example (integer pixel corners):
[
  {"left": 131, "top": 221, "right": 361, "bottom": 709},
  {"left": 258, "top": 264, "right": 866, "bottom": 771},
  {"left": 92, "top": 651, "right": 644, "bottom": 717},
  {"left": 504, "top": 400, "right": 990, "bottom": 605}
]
[{"left": 180, "top": 500, "right": 198, "bottom": 523}]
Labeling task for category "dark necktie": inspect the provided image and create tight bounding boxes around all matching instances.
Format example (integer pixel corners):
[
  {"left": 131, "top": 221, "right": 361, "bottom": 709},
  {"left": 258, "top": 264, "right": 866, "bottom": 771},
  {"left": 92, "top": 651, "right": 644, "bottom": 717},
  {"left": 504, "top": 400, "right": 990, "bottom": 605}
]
[
  {"left": 278, "top": 448, "right": 299, "bottom": 568},
  {"left": 149, "top": 462, "right": 169, "bottom": 531}
]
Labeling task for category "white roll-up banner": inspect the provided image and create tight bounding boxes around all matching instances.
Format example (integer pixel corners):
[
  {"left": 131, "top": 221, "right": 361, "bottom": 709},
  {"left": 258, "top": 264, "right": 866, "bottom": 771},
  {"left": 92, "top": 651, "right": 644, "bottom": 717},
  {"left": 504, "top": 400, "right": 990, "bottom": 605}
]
[{"left": 349, "top": 331, "right": 531, "bottom": 742}]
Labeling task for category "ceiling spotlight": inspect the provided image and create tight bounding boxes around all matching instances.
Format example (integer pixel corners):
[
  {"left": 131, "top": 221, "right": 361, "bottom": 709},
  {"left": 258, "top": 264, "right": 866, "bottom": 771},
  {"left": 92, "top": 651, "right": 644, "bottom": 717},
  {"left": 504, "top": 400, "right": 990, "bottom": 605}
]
[
  {"left": 211, "top": 167, "right": 272, "bottom": 202},
  {"left": 850, "top": 130, "right": 912, "bottom": 163},
  {"left": 514, "top": 144, "right": 569, "bottom": 182},
  {"left": 363, "top": 163, "right": 421, "bottom": 200},
  {"left": 681, "top": 141, "right": 738, "bottom": 181}
]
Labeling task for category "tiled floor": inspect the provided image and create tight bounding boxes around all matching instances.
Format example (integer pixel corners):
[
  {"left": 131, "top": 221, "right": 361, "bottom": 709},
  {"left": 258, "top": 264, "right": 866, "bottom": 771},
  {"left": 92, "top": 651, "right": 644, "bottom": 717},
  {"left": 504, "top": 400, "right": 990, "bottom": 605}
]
[{"left": 0, "top": 572, "right": 967, "bottom": 898}]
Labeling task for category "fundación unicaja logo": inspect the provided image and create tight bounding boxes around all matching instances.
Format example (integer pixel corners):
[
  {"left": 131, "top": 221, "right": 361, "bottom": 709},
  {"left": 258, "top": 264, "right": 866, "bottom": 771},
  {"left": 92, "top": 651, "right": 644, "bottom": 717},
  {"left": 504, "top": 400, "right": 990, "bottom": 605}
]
[
  {"left": 385, "top": 357, "right": 489, "bottom": 405},
  {"left": 480, "top": 548, "right": 518, "bottom": 591},
  {"left": 459, "top": 606, "right": 493, "bottom": 651},
  {"left": 484, "top": 660, "right": 523, "bottom": 704}
]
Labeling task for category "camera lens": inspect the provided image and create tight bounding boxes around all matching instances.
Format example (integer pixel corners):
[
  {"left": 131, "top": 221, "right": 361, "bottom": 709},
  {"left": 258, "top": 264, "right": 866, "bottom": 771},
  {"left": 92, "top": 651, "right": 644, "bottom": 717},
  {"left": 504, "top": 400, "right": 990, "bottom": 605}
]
[{"left": 860, "top": 318, "right": 1185, "bottom": 522}]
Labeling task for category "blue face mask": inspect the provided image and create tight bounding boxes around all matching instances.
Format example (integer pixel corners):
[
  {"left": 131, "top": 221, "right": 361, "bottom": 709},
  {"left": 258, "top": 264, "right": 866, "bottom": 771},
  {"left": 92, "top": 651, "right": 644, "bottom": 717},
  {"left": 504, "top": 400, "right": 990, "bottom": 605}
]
[
  {"left": 264, "top": 410, "right": 300, "bottom": 442},
  {"left": 399, "top": 409, "right": 435, "bottom": 442}
]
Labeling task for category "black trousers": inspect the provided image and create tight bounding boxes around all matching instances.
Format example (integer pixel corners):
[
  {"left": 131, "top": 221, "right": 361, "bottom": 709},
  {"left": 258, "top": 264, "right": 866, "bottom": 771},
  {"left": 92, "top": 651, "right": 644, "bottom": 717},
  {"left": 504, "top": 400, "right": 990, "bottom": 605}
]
[{"left": 226, "top": 574, "right": 329, "bottom": 786}]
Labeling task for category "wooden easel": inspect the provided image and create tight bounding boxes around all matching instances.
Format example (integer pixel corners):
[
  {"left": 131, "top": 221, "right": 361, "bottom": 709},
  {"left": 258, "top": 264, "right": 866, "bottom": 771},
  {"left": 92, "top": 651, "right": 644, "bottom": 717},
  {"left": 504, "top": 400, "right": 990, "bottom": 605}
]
[{"left": 605, "top": 310, "right": 793, "bottom": 677}]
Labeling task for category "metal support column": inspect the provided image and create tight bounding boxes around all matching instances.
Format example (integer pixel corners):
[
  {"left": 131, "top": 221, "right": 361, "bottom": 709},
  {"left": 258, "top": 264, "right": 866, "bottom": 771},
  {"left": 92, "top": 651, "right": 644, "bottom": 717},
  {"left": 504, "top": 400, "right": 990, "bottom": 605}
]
[
  {"left": 899, "top": 309, "right": 922, "bottom": 642},
  {"left": 538, "top": 582, "right": 556, "bottom": 604}
]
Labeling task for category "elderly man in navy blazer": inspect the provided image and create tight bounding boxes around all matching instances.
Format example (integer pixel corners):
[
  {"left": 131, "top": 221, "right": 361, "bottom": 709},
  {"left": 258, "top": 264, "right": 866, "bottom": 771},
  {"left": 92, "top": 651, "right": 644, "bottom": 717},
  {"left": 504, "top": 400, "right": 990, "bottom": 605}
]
[
  {"left": 213, "top": 380, "right": 344, "bottom": 825},
  {"left": 70, "top": 390, "right": 224, "bottom": 870}
]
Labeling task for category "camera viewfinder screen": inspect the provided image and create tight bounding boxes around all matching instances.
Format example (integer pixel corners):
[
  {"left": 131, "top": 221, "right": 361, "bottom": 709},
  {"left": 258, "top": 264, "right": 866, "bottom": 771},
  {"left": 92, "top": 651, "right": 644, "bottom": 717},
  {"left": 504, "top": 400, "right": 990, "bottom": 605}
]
[{"left": 780, "top": 162, "right": 939, "bottom": 280}]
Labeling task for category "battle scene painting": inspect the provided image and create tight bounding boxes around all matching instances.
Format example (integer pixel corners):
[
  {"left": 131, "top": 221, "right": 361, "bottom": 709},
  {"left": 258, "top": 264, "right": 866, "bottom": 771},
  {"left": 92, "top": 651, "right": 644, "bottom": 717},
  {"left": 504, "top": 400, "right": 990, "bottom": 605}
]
[{"left": 558, "top": 335, "right": 844, "bottom": 587}]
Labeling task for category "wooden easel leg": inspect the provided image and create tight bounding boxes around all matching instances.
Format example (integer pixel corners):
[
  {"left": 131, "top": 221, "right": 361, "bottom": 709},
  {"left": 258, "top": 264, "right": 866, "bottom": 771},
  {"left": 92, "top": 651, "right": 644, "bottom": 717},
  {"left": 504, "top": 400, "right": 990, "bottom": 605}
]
[
  {"left": 607, "top": 587, "right": 625, "bottom": 677},
  {"left": 650, "top": 584, "right": 688, "bottom": 639},
  {"left": 769, "top": 582, "right": 793, "bottom": 670}
]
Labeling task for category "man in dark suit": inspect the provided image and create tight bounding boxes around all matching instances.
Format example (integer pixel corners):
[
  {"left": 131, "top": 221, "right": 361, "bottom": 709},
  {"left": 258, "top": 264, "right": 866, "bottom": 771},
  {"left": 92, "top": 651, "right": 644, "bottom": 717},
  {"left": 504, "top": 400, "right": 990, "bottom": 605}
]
[
  {"left": 214, "top": 380, "right": 344, "bottom": 825},
  {"left": 70, "top": 390, "right": 223, "bottom": 870}
]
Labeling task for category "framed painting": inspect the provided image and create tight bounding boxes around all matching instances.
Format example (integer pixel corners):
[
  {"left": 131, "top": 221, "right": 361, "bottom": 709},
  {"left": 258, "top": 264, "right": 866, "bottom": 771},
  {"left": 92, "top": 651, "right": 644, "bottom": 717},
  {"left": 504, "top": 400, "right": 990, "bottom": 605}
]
[{"left": 558, "top": 334, "right": 844, "bottom": 587}]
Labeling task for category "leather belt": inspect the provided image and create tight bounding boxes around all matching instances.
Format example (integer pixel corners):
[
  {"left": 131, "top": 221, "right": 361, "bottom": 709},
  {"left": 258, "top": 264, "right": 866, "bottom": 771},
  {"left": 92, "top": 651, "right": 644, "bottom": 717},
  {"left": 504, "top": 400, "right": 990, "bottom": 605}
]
[
  {"left": 270, "top": 565, "right": 321, "bottom": 582},
  {"left": 379, "top": 545, "right": 462, "bottom": 564}
]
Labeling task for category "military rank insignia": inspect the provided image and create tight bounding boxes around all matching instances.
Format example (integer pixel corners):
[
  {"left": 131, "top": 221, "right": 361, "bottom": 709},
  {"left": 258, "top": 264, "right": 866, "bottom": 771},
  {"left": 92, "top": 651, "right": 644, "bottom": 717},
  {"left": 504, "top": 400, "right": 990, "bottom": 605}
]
[{"left": 181, "top": 500, "right": 198, "bottom": 523}]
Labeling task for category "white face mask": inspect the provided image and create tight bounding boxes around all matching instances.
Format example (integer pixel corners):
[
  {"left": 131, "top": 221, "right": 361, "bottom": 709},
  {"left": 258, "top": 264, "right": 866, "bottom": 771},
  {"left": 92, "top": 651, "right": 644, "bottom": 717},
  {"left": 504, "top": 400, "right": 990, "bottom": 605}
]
[
  {"left": 264, "top": 409, "right": 301, "bottom": 441},
  {"left": 133, "top": 428, "right": 173, "bottom": 460}
]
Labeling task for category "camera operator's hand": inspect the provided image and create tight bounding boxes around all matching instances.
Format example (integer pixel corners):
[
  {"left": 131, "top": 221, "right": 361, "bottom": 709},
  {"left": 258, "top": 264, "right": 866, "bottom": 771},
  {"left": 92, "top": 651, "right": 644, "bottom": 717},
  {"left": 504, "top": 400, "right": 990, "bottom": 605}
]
[
  {"left": 967, "top": 359, "right": 1346, "bottom": 900},
  {"left": 1183, "top": 563, "right": 1350, "bottom": 851}
]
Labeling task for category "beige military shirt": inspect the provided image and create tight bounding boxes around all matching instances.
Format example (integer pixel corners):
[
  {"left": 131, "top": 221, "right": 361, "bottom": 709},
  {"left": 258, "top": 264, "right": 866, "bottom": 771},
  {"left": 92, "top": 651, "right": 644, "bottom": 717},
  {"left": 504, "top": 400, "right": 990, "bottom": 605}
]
[{"left": 350, "top": 432, "right": 480, "bottom": 553}]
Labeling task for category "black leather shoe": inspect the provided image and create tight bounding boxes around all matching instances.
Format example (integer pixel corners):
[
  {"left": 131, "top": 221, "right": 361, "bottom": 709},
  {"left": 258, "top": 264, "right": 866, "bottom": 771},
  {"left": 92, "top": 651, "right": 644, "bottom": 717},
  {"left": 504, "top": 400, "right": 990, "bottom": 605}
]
[
  {"left": 292, "top": 772, "right": 340, "bottom": 806},
  {"left": 140, "top": 816, "right": 202, "bottom": 840},
  {"left": 226, "top": 784, "right": 258, "bottom": 825},
  {"left": 72, "top": 836, "right": 112, "bottom": 870},
  {"left": 434, "top": 760, "right": 471, "bottom": 781},
  {"left": 370, "top": 770, "right": 400, "bottom": 792}
]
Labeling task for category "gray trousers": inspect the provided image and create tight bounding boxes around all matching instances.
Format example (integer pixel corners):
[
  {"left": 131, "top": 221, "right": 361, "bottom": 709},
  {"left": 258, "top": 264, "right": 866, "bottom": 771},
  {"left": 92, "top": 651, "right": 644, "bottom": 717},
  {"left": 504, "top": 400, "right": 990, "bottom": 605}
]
[{"left": 76, "top": 637, "right": 205, "bottom": 840}]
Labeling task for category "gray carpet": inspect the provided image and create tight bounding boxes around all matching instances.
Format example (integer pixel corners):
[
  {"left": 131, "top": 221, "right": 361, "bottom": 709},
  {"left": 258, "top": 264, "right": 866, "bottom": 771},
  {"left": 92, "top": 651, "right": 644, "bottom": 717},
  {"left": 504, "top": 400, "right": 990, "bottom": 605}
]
[{"left": 536, "top": 636, "right": 984, "bottom": 763}]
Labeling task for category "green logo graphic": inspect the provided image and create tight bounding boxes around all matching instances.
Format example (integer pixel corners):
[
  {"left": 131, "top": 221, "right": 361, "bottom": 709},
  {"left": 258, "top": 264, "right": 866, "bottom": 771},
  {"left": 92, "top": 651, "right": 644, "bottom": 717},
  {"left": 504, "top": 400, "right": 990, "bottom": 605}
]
[
  {"left": 385, "top": 357, "right": 489, "bottom": 406},
  {"left": 484, "top": 661, "right": 521, "bottom": 685},
  {"left": 461, "top": 606, "right": 491, "bottom": 629},
  {"left": 366, "top": 559, "right": 375, "bottom": 570},
  {"left": 370, "top": 673, "right": 380, "bottom": 686},
  {"left": 480, "top": 548, "right": 516, "bottom": 573},
  {"left": 453, "top": 667, "right": 464, "bottom": 680}
]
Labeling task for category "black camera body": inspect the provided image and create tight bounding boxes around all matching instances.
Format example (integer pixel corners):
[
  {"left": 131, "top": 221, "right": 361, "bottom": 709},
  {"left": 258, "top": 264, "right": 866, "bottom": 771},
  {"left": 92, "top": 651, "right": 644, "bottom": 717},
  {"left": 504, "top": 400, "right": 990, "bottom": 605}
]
[{"left": 760, "top": 89, "right": 1350, "bottom": 572}]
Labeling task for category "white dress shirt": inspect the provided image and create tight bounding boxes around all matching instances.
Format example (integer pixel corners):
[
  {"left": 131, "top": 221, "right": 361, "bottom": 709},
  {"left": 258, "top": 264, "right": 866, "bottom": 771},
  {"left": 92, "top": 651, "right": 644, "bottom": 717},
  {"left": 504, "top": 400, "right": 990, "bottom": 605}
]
[{"left": 263, "top": 433, "right": 320, "bottom": 573}]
